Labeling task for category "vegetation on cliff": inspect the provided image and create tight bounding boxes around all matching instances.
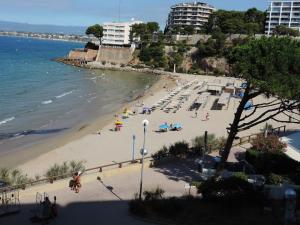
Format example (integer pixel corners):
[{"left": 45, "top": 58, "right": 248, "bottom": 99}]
[{"left": 205, "top": 8, "right": 266, "bottom": 35}]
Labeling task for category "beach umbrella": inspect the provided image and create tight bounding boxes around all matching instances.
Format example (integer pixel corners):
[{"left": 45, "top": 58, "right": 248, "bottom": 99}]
[
  {"left": 159, "top": 124, "right": 169, "bottom": 130},
  {"left": 173, "top": 123, "right": 182, "bottom": 129},
  {"left": 244, "top": 101, "right": 253, "bottom": 110},
  {"left": 115, "top": 120, "right": 123, "bottom": 125}
]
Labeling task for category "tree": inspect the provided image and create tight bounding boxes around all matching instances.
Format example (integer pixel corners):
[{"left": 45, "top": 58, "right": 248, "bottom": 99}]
[
  {"left": 146, "top": 22, "right": 160, "bottom": 34},
  {"left": 131, "top": 22, "right": 160, "bottom": 45},
  {"left": 274, "top": 25, "right": 300, "bottom": 37},
  {"left": 86, "top": 24, "right": 104, "bottom": 45},
  {"left": 221, "top": 18, "right": 244, "bottom": 35},
  {"left": 243, "top": 23, "right": 260, "bottom": 36},
  {"left": 183, "top": 25, "right": 195, "bottom": 35},
  {"left": 221, "top": 37, "right": 300, "bottom": 163},
  {"left": 205, "top": 9, "right": 265, "bottom": 35},
  {"left": 169, "top": 25, "right": 182, "bottom": 35}
]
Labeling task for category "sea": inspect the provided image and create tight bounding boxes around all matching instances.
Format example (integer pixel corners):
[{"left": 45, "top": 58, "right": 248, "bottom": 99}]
[{"left": 0, "top": 36, "right": 157, "bottom": 157}]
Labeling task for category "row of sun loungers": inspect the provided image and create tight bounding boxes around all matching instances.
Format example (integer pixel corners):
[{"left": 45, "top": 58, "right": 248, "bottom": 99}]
[{"left": 150, "top": 80, "right": 197, "bottom": 113}]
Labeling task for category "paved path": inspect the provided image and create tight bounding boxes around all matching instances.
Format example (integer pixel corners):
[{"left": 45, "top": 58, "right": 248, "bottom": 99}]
[{"left": 1, "top": 162, "right": 198, "bottom": 225}]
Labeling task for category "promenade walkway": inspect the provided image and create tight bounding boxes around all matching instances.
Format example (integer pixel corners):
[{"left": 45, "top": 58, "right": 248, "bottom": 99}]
[{"left": 2, "top": 162, "right": 198, "bottom": 225}]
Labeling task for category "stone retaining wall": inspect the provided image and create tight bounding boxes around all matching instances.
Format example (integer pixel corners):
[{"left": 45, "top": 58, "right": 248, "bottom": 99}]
[
  {"left": 68, "top": 49, "right": 98, "bottom": 61},
  {"left": 96, "top": 47, "right": 133, "bottom": 64}
]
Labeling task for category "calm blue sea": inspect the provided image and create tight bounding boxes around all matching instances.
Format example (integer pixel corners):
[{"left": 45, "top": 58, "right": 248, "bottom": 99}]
[{"left": 0, "top": 36, "right": 156, "bottom": 153}]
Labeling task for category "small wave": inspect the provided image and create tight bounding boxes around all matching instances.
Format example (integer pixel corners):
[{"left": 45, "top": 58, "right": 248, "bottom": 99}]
[
  {"left": 42, "top": 100, "right": 53, "bottom": 105},
  {"left": 0, "top": 117, "right": 15, "bottom": 126},
  {"left": 55, "top": 91, "right": 73, "bottom": 99},
  {"left": 87, "top": 96, "right": 97, "bottom": 103}
]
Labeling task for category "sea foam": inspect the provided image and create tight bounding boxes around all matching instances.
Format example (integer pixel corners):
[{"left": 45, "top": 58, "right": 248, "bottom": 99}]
[
  {"left": 55, "top": 91, "right": 73, "bottom": 99},
  {"left": 0, "top": 117, "right": 15, "bottom": 126},
  {"left": 42, "top": 100, "right": 53, "bottom": 105}
]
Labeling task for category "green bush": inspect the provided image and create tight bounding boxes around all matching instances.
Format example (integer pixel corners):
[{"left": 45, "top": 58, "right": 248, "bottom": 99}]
[
  {"left": 266, "top": 173, "right": 286, "bottom": 185},
  {"left": 151, "top": 141, "right": 189, "bottom": 162},
  {"left": 198, "top": 176, "right": 256, "bottom": 204},
  {"left": 251, "top": 134, "right": 287, "bottom": 153},
  {"left": 0, "top": 168, "right": 30, "bottom": 186},
  {"left": 143, "top": 187, "right": 165, "bottom": 201},
  {"left": 233, "top": 172, "right": 248, "bottom": 181},
  {"left": 246, "top": 149, "right": 300, "bottom": 174},
  {"left": 45, "top": 160, "right": 86, "bottom": 179},
  {"left": 192, "top": 134, "right": 225, "bottom": 154},
  {"left": 69, "top": 160, "right": 86, "bottom": 174},
  {"left": 152, "top": 146, "right": 168, "bottom": 161},
  {"left": 168, "top": 141, "right": 189, "bottom": 157}
]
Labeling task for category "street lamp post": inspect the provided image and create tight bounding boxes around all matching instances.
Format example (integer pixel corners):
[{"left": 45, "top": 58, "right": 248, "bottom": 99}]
[
  {"left": 132, "top": 134, "right": 136, "bottom": 162},
  {"left": 139, "top": 119, "right": 149, "bottom": 200}
]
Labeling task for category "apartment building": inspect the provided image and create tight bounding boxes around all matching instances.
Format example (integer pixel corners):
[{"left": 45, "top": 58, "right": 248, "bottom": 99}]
[
  {"left": 266, "top": 0, "right": 300, "bottom": 35},
  {"left": 166, "top": 2, "right": 216, "bottom": 32},
  {"left": 102, "top": 20, "right": 142, "bottom": 46}
]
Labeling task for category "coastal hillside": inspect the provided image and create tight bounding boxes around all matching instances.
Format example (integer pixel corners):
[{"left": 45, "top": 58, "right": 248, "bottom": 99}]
[{"left": 0, "top": 20, "right": 86, "bottom": 35}]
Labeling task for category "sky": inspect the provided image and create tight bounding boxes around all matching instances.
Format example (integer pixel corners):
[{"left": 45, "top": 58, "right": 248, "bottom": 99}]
[{"left": 0, "top": 0, "right": 269, "bottom": 28}]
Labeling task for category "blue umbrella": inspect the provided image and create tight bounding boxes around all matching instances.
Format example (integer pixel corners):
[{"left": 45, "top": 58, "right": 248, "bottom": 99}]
[
  {"left": 241, "top": 82, "right": 247, "bottom": 88},
  {"left": 172, "top": 123, "right": 182, "bottom": 129},
  {"left": 159, "top": 124, "right": 169, "bottom": 130},
  {"left": 244, "top": 101, "right": 253, "bottom": 110}
]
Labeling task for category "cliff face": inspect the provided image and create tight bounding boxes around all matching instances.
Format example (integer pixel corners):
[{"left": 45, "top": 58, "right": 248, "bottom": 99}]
[
  {"left": 199, "top": 57, "right": 229, "bottom": 74},
  {"left": 67, "top": 44, "right": 230, "bottom": 75}
]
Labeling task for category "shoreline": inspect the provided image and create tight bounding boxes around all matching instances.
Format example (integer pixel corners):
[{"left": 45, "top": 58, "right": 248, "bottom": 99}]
[
  {"left": 56, "top": 58, "right": 213, "bottom": 77},
  {"left": 0, "top": 34, "right": 87, "bottom": 44},
  {"left": 8, "top": 71, "right": 300, "bottom": 177},
  {"left": 0, "top": 73, "right": 176, "bottom": 169}
]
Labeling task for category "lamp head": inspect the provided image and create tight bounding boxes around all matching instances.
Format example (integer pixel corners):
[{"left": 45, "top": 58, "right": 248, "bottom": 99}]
[
  {"left": 142, "top": 119, "right": 149, "bottom": 127},
  {"left": 140, "top": 148, "right": 148, "bottom": 156}
]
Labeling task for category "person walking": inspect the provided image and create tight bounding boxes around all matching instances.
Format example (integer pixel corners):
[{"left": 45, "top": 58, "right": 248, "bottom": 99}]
[
  {"left": 206, "top": 112, "right": 210, "bottom": 121},
  {"left": 195, "top": 110, "right": 198, "bottom": 118},
  {"left": 72, "top": 172, "right": 82, "bottom": 193}
]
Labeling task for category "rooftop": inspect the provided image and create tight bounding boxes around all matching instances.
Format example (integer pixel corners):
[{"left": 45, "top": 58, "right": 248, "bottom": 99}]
[{"left": 171, "top": 1, "right": 215, "bottom": 9}]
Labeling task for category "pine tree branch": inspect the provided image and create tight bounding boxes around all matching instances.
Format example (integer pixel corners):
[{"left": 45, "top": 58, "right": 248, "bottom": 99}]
[
  {"left": 252, "top": 100, "right": 282, "bottom": 109},
  {"left": 238, "top": 105, "right": 284, "bottom": 129},
  {"left": 237, "top": 108, "right": 286, "bottom": 132}
]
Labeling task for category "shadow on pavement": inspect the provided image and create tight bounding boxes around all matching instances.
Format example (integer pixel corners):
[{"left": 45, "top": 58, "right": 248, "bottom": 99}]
[
  {"left": 1, "top": 200, "right": 151, "bottom": 225},
  {"left": 152, "top": 158, "right": 201, "bottom": 183}
]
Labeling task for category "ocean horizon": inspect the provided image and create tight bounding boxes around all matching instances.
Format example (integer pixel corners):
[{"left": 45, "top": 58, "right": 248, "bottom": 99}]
[{"left": 0, "top": 36, "right": 156, "bottom": 156}]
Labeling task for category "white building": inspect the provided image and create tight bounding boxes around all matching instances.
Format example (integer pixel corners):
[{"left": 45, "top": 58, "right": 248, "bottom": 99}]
[
  {"left": 102, "top": 20, "right": 143, "bottom": 46},
  {"left": 166, "top": 2, "right": 216, "bottom": 33},
  {"left": 266, "top": 0, "right": 300, "bottom": 35}
]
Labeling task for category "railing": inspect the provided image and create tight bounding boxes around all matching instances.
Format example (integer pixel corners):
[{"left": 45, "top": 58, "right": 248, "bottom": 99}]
[
  {"left": 232, "top": 125, "right": 287, "bottom": 146},
  {"left": 0, "top": 125, "right": 287, "bottom": 194},
  {"left": 0, "top": 156, "right": 152, "bottom": 194}
]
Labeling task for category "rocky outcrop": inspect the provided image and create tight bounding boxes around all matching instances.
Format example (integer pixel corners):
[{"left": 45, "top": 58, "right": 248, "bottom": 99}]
[{"left": 199, "top": 57, "right": 229, "bottom": 74}]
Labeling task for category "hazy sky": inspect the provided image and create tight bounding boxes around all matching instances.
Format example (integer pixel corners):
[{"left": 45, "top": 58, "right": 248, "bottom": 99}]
[{"left": 0, "top": 0, "right": 268, "bottom": 27}]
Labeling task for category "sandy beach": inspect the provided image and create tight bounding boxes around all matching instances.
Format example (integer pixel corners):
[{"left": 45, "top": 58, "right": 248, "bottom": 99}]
[
  {"left": 2, "top": 72, "right": 293, "bottom": 178},
  {"left": 0, "top": 74, "right": 173, "bottom": 168}
]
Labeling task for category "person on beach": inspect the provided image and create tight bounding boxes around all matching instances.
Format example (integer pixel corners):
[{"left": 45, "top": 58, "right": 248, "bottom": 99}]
[
  {"left": 71, "top": 172, "right": 82, "bottom": 193},
  {"left": 206, "top": 112, "right": 210, "bottom": 121},
  {"left": 195, "top": 110, "right": 198, "bottom": 118}
]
